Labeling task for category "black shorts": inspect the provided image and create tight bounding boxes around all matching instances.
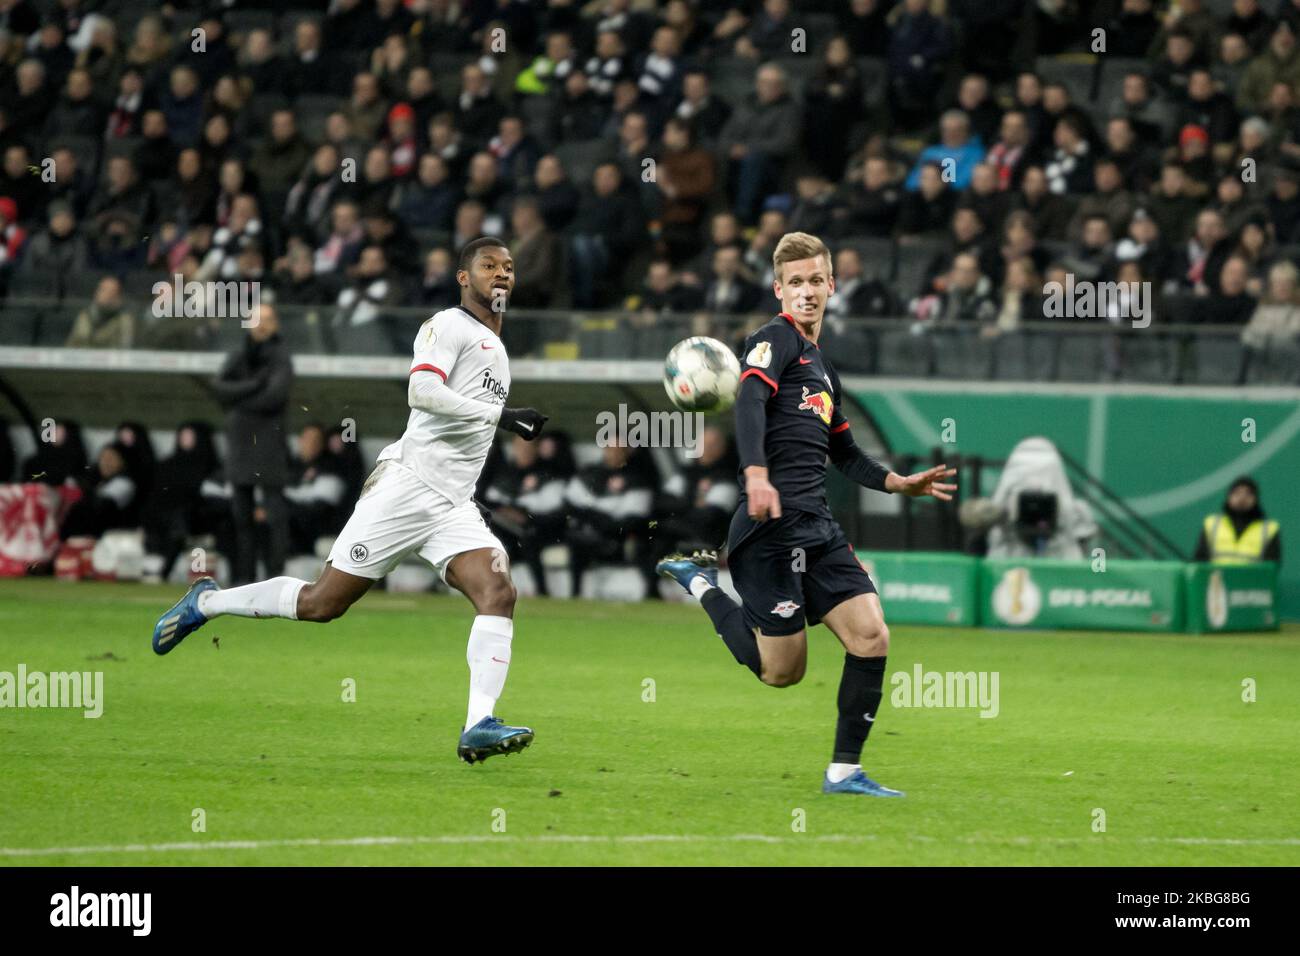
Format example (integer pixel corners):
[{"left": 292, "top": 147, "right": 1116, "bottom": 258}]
[{"left": 726, "top": 509, "right": 877, "bottom": 636}]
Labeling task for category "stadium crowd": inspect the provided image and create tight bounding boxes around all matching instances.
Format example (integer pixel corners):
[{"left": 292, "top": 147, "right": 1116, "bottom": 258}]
[{"left": 0, "top": 0, "right": 1294, "bottom": 380}]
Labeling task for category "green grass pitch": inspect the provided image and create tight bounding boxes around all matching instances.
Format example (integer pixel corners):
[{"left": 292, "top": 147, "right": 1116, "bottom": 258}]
[{"left": 2, "top": 578, "right": 1297, "bottom": 866}]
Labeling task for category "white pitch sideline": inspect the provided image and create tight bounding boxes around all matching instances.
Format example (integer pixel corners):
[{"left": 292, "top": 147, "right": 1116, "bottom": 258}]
[{"left": 2, "top": 833, "right": 1298, "bottom": 858}]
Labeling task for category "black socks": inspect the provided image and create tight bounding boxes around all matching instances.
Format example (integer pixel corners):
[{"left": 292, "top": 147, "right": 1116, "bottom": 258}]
[
  {"left": 833, "top": 654, "right": 886, "bottom": 765},
  {"left": 700, "top": 588, "right": 763, "bottom": 679}
]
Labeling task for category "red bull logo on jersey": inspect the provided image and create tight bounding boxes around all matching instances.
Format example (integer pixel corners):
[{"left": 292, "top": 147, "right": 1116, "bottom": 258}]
[{"left": 798, "top": 386, "right": 833, "bottom": 424}]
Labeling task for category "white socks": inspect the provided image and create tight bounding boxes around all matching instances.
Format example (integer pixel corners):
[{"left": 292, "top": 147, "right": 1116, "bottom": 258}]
[
  {"left": 466, "top": 614, "right": 513, "bottom": 728},
  {"left": 198, "top": 577, "right": 308, "bottom": 620},
  {"left": 688, "top": 575, "right": 714, "bottom": 600},
  {"left": 827, "top": 762, "right": 861, "bottom": 783}
]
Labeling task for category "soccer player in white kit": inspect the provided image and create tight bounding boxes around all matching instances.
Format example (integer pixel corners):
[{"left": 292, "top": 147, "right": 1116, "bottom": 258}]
[{"left": 151, "top": 238, "right": 550, "bottom": 764}]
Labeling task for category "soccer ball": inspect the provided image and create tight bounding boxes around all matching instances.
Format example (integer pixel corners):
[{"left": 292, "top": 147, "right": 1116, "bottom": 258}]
[{"left": 663, "top": 336, "right": 742, "bottom": 413}]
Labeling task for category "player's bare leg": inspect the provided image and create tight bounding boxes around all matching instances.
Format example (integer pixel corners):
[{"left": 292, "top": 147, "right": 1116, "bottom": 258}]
[
  {"left": 819, "top": 592, "right": 901, "bottom": 797},
  {"left": 755, "top": 630, "right": 807, "bottom": 686},
  {"left": 152, "top": 561, "right": 374, "bottom": 654},
  {"left": 444, "top": 547, "right": 534, "bottom": 763}
]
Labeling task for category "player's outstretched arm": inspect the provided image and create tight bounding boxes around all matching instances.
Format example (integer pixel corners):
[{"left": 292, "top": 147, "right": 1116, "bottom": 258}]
[
  {"left": 829, "top": 427, "right": 957, "bottom": 501},
  {"left": 408, "top": 371, "right": 503, "bottom": 424}
]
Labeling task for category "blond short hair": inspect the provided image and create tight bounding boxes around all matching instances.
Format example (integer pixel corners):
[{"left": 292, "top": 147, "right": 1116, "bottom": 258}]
[{"left": 772, "top": 231, "right": 832, "bottom": 282}]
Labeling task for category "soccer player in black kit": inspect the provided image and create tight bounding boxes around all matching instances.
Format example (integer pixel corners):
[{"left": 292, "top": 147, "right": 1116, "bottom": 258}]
[{"left": 657, "top": 232, "right": 956, "bottom": 796}]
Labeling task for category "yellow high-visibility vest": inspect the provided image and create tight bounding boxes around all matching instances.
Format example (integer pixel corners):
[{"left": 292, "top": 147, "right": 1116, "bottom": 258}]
[{"left": 1202, "top": 515, "right": 1279, "bottom": 564}]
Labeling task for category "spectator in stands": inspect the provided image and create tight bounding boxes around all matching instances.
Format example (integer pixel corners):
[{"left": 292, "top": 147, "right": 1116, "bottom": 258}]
[
  {"left": 159, "top": 64, "right": 203, "bottom": 149},
  {"left": 286, "top": 145, "right": 344, "bottom": 244},
  {"left": 567, "top": 161, "right": 644, "bottom": 308},
  {"left": 285, "top": 18, "right": 333, "bottom": 99},
  {"left": 1152, "top": 27, "right": 1202, "bottom": 100},
  {"left": 0, "top": 195, "right": 27, "bottom": 276},
  {"left": 22, "top": 199, "right": 87, "bottom": 277},
  {"left": 1115, "top": 208, "right": 1179, "bottom": 287},
  {"left": 635, "top": 258, "right": 700, "bottom": 316},
  {"left": 452, "top": 198, "right": 490, "bottom": 250},
  {"left": 986, "top": 255, "right": 1045, "bottom": 337},
  {"left": 743, "top": 207, "right": 787, "bottom": 287},
  {"left": 239, "top": 28, "right": 284, "bottom": 97},
  {"left": 1197, "top": 254, "right": 1258, "bottom": 324},
  {"left": 1012, "top": 71, "right": 1048, "bottom": 150},
  {"left": 563, "top": 442, "right": 656, "bottom": 598},
  {"left": 1181, "top": 207, "right": 1231, "bottom": 292},
  {"left": 788, "top": 169, "right": 848, "bottom": 239},
  {"left": 361, "top": 208, "right": 418, "bottom": 276},
  {"left": 656, "top": 116, "right": 715, "bottom": 264},
  {"left": 21, "top": 419, "right": 87, "bottom": 486},
  {"left": 955, "top": 73, "right": 1001, "bottom": 148},
  {"left": 1106, "top": 0, "right": 1161, "bottom": 58},
  {"left": 1045, "top": 114, "right": 1094, "bottom": 196},
  {"left": 913, "top": 251, "right": 996, "bottom": 325},
  {"left": 1174, "top": 123, "right": 1215, "bottom": 197},
  {"left": 144, "top": 421, "right": 222, "bottom": 582},
  {"left": 516, "top": 30, "right": 578, "bottom": 98},
  {"left": 46, "top": 147, "right": 93, "bottom": 221},
  {"left": 897, "top": 161, "right": 955, "bottom": 238},
  {"left": 273, "top": 241, "right": 335, "bottom": 307},
  {"left": 923, "top": 206, "right": 997, "bottom": 296},
  {"left": 585, "top": 27, "right": 630, "bottom": 100},
  {"left": 527, "top": 154, "right": 580, "bottom": 232},
  {"left": 887, "top": 0, "right": 951, "bottom": 131},
  {"left": 1237, "top": 21, "right": 1300, "bottom": 115},
  {"left": 1110, "top": 70, "right": 1174, "bottom": 142},
  {"left": 343, "top": 72, "right": 388, "bottom": 144},
  {"left": 635, "top": 24, "right": 684, "bottom": 126},
  {"left": 846, "top": 154, "right": 903, "bottom": 237},
  {"left": 804, "top": 35, "right": 863, "bottom": 181},
  {"left": 250, "top": 111, "right": 312, "bottom": 217},
  {"left": 484, "top": 434, "right": 571, "bottom": 597},
  {"left": 986, "top": 110, "right": 1033, "bottom": 191},
  {"left": 488, "top": 115, "right": 540, "bottom": 190},
  {"left": 198, "top": 194, "right": 263, "bottom": 282},
  {"left": 1105, "top": 116, "right": 1160, "bottom": 192},
  {"left": 284, "top": 423, "right": 351, "bottom": 555},
  {"left": 1069, "top": 159, "right": 1137, "bottom": 240},
  {"left": 333, "top": 245, "right": 402, "bottom": 339},
  {"left": 65, "top": 275, "right": 132, "bottom": 348},
  {"left": 59, "top": 442, "right": 138, "bottom": 540},
  {"left": 314, "top": 200, "right": 365, "bottom": 276},
  {"left": 826, "top": 246, "right": 897, "bottom": 321},
  {"left": 78, "top": 17, "right": 122, "bottom": 94},
  {"left": 396, "top": 153, "right": 458, "bottom": 232},
  {"left": 719, "top": 62, "right": 799, "bottom": 224},
  {"left": 703, "top": 244, "right": 762, "bottom": 314},
  {"left": 1193, "top": 476, "right": 1281, "bottom": 563},
  {"left": 4, "top": 59, "right": 52, "bottom": 142},
  {"left": 209, "top": 302, "right": 293, "bottom": 586},
  {"left": 88, "top": 154, "right": 153, "bottom": 243},
  {"left": 675, "top": 68, "right": 731, "bottom": 145},
  {"left": 509, "top": 196, "right": 563, "bottom": 310},
  {"left": 906, "top": 109, "right": 986, "bottom": 192},
  {"left": 1061, "top": 214, "right": 1115, "bottom": 282},
  {"left": 457, "top": 62, "right": 504, "bottom": 147},
  {"left": 1146, "top": 161, "right": 1200, "bottom": 242},
  {"left": 45, "top": 67, "right": 101, "bottom": 139},
  {"left": 961, "top": 162, "right": 1010, "bottom": 236},
  {"left": 133, "top": 109, "right": 176, "bottom": 185},
  {"left": 1240, "top": 259, "right": 1300, "bottom": 381},
  {"left": 1180, "top": 68, "right": 1239, "bottom": 150},
  {"left": 418, "top": 247, "right": 459, "bottom": 308},
  {"left": 0, "top": 144, "right": 43, "bottom": 223},
  {"left": 1216, "top": 31, "right": 1254, "bottom": 91},
  {"left": 555, "top": 69, "right": 607, "bottom": 143},
  {"left": 1267, "top": 162, "right": 1300, "bottom": 241}
]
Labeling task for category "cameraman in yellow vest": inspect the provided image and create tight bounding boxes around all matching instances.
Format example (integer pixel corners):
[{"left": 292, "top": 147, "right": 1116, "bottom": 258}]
[{"left": 1193, "top": 476, "right": 1281, "bottom": 565}]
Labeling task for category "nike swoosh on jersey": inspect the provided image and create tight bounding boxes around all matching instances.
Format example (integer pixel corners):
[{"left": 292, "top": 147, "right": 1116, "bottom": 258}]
[
  {"left": 798, "top": 357, "right": 812, "bottom": 364},
  {"left": 480, "top": 342, "right": 495, "bottom": 349}
]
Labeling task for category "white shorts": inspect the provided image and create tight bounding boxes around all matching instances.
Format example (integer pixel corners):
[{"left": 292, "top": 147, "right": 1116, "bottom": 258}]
[{"left": 327, "top": 460, "right": 504, "bottom": 582}]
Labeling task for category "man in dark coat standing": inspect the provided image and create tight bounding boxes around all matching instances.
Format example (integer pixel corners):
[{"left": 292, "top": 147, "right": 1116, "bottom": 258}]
[{"left": 210, "top": 303, "right": 294, "bottom": 585}]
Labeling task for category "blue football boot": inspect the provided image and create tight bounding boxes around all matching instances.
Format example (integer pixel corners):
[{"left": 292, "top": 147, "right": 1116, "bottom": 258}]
[
  {"left": 457, "top": 716, "right": 535, "bottom": 764},
  {"left": 822, "top": 769, "right": 905, "bottom": 797},
  {"left": 655, "top": 549, "right": 718, "bottom": 594},
  {"left": 152, "top": 576, "right": 218, "bottom": 655}
]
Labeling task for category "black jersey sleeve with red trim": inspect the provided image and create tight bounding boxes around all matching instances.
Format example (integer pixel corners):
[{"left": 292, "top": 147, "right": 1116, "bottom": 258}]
[
  {"left": 825, "top": 361, "right": 891, "bottom": 492},
  {"left": 738, "top": 321, "right": 800, "bottom": 394}
]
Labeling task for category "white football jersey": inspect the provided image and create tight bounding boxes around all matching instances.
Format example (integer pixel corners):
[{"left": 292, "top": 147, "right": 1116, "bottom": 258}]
[{"left": 376, "top": 306, "right": 510, "bottom": 505}]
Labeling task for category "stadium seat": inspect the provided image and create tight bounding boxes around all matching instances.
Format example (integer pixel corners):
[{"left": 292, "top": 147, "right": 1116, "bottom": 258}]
[
  {"left": 893, "top": 238, "right": 946, "bottom": 301},
  {"left": 841, "top": 237, "right": 895, "bottom": 282},
  {"left": 711, "top": 57, "right": 759, "bottom": 105},
  {"left": 284, "top": 554, "right": 325, "bottom": 582},
  {"left": 1052, "top": 329, "right": 1105, "bottom": 381},
  {"left": 579, "top": 565, "right": 648, "bottom": 602},
  {"left": 387, "top": 559, "right": 438, "bottom": 593},
  {"left": 856, "top": 57, "right": 887, "bottom": 111},
  {"left": 224, "top": 10, "right": 276, "bottom": 37},
  {"left": 552, "top": 140, "right": 614, "bottom": 189},
  {"left": 1191, "top": 336, "right": 1246, "bottom": 385},
  {"left": 1097, "top": 57, "right": 1151, "bottom": 111}
]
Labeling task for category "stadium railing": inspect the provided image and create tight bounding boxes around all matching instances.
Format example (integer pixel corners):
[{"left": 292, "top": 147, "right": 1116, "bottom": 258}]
[{"left": 0, "top": 294, "right": 1291, "bottom": 386}]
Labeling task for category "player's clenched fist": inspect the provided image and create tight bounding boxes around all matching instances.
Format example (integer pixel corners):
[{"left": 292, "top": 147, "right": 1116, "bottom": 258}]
[
  {"left": 498, "top": 407, "right": 548, "bottom": 439},
  {"left": 745, "top": 466, "right": 782, "bottom": 521}
]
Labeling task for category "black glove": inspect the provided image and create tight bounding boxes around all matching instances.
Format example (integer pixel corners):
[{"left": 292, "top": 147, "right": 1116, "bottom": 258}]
[{"left": 498, "top": 407, "right": 548, "bottom": 440}]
